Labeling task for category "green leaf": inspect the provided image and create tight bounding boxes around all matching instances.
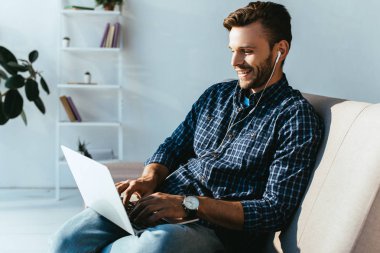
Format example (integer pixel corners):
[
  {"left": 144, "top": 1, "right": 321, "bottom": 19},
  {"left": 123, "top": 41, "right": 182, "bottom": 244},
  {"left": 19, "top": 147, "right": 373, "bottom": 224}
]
[
  {"left": 21, "top": 110, "right": 27, "bottom": 125},
  {"left": 0, "top": 69, "right": 8, "bottom": 80},
  {"left": 29, "top": 50, "right": 38, "bottom": 63},
  {"left": 0, "top": 92, "right": 9, "bottom": 125},
  {"left": 0, "top": 46, "right": 18, "bottom": 75},
  {"left": 7, "top": 61, "right": 29, "bottom": 72},
  {"left": 34, "top": 96, "right": 45, "bottom": 114},
  {"left": 4, "top": 89, "right": 23, "bottom": 118},
  {"left": 5, "top": 74, "right": 25, "bottom": 89},
  {"left": 25, "top": 79, "right": 39, "bottom": 101},
  {"left": 39, "top": 76, "right": 50, "bottom": 94}
]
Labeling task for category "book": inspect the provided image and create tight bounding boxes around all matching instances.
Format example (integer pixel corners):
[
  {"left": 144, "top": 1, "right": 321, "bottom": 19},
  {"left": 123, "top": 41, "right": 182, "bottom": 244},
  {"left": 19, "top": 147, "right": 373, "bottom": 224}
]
[
  {"left": 105, "top": 24, "right": 115, "bottom": 48},
  {"left": 66, "top": 96, "right": 82, "bottom": 122},
  {"left": 100, "top": 23, "right": 110, "bottom": 47},
  {"left": 112, "top": 22, "right": 120, "bottom": 48},
  {"left": 59, "top": 96, "right": 76, "bottom": 122},
  {"left": 64, "top": 5, "right": 95, "bottom": 10}
]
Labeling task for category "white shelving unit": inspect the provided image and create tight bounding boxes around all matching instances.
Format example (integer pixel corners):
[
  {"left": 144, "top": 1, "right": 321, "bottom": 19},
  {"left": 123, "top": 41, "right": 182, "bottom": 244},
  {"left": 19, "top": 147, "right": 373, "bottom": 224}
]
[{"left": 56, "top": 1, "right": 123, "bottom": 200}]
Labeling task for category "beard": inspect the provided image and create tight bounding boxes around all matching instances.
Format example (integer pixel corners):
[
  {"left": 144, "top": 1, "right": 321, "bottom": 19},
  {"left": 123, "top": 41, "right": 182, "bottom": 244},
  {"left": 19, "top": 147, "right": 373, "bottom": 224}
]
[{"left": 237, "top": 54, "right": 274, "bottom": 90}]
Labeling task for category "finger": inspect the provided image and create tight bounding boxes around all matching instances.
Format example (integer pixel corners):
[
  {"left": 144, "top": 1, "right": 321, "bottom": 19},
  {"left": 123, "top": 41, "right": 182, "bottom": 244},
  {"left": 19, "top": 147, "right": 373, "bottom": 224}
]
[
  {"left": 140, "top": 190, "right": 154, "bottom": 198},
  {"left": 123, "top": 187, "right": 135, "bottom": 205},
  {"left": 136, "top": 194, "right": 155, "bottom": 204},
  {"left": 116, "top": 180, "right": 130, "bottom": 195},
  {"left": 146, "top": 210, "right": 167, "bottom": 225},
  {"left": 130, "top": 196, "right": 160, "bottom": 218},
  {"left": 133, "top": 203, "right": 163, "bottom": 224}
]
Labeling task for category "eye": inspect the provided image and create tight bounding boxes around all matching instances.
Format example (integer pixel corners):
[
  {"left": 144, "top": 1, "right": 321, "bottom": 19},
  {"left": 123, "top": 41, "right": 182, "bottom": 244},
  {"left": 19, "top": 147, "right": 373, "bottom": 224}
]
[{"left": 241, "top": 49, "right": 254, "bottom": 55}]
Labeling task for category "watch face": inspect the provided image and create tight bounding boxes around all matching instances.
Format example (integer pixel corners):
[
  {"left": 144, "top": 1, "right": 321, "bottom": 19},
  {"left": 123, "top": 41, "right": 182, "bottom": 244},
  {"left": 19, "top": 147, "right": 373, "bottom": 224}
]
[{"left": 184, "top": 196, "right": 199, "bottom": 210}]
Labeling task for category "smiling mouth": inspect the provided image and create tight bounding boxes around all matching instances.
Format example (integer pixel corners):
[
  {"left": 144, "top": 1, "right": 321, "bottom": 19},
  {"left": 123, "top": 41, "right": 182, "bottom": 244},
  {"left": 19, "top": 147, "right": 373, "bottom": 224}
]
[{"left": 236, "top": 68, "right": 253, "bottom": 78}]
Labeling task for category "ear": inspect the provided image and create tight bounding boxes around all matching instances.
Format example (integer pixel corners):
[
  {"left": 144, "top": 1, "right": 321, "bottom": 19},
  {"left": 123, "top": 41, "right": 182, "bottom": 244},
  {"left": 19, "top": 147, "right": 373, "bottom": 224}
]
[{"left": 276, "top": 40, "right": 290, "bottom": 62}]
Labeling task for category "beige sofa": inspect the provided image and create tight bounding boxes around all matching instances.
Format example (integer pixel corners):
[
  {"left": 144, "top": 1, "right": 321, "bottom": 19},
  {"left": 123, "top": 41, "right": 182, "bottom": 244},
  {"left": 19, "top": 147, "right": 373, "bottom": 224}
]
[{"left": 265, "top": 93, "right": 380, "bottom": 253}]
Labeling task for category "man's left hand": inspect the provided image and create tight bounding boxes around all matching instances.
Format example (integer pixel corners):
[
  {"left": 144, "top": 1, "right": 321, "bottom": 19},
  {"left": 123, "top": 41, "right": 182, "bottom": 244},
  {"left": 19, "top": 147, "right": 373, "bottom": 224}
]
[{"left": 129, "top": 192, "right": 185, "bottom": 226}]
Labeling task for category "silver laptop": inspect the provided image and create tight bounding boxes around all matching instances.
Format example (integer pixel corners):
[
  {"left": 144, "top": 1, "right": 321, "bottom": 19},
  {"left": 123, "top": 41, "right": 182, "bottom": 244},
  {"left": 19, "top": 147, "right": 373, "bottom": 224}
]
[{"left": 61, "top": 145, "right": 198, "bottom": 236}]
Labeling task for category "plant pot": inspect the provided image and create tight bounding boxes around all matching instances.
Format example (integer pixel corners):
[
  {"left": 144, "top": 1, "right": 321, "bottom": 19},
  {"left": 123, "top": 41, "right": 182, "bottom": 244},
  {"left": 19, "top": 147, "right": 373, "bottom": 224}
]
[{"left": 103, "top": 3, "right": 116, "bottom": 11}]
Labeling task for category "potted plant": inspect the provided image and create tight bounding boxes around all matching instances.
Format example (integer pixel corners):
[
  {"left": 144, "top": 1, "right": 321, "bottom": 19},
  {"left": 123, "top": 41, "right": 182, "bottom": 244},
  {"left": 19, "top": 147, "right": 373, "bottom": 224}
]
[
  {"left": 0, "top": 46, "right": 49, "bottom": 125},
  {"left": 95, "top": 0, "right": 123, "bottom": 11},
  {"left": 78, "top": 138, "right": 92, "bottom": 158}
]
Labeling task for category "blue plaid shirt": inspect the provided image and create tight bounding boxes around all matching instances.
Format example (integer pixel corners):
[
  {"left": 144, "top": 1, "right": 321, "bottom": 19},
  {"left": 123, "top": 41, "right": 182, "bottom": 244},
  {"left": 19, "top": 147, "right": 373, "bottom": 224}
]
[{"left": 145, "top": 75, "right": 323, "bottom": 233}]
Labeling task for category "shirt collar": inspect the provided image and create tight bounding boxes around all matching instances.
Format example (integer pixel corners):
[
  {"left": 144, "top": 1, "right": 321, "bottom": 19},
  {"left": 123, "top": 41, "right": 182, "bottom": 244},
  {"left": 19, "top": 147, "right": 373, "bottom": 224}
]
[{"left": 234, "top": 74, "right": 289, "bottom": 108}]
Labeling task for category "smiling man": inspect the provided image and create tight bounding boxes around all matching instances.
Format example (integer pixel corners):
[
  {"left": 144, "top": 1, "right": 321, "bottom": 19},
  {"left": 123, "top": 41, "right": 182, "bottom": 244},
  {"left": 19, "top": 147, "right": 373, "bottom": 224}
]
[{"left": 50, "top": 2, "right": 323, "bottom": 253}]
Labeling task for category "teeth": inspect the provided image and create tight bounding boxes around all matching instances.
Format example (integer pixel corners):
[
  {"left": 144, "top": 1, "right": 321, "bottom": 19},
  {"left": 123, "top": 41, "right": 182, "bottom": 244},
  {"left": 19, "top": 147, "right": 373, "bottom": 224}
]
[
  {"left": 237, "top": 70, "right": 250, "bottom": 75},
  {"left": 236, "top": 69, "right": 251, "bottom": 74}
]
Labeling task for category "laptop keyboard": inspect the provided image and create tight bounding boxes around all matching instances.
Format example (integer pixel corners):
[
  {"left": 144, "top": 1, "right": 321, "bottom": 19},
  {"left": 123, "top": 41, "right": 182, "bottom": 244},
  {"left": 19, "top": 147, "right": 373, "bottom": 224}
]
[
  {"left": 125, "top": 201, "right": 136, "bottom": 215},
  {"left": 120, "top": 197, "right": 168, "bottom": 231},
  {"left": 130, "top": 202, "right": 168, "bottom": 230}
]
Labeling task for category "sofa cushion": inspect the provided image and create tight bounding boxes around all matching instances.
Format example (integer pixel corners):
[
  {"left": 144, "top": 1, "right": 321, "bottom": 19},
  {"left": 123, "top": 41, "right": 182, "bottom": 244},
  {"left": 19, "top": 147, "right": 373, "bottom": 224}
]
[{"left": 266, "top": 94, "right": 380, "bottom": 253}]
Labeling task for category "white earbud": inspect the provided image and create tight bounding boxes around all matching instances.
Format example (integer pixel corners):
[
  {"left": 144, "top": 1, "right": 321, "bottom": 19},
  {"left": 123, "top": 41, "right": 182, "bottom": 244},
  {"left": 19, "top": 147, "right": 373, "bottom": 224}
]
[{"left": 275, "top": 51, "right": 281, "bottom": 64}]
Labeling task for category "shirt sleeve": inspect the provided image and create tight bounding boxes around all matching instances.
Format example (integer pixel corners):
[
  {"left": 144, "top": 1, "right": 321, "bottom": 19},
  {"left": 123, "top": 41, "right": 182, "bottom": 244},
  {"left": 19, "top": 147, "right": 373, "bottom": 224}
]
[
  {"left": 241, "top": 102, "right": 324, "bottom": 232},
  {"left": 144, "top": 88, "right": 209, "bottom": 173}
]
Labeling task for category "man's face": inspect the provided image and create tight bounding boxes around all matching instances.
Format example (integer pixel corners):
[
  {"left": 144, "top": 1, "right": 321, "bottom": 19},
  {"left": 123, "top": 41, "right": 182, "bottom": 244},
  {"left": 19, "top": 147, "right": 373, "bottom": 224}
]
[{"left": 229, "top": 22, "right": 275, "bottom": 91}]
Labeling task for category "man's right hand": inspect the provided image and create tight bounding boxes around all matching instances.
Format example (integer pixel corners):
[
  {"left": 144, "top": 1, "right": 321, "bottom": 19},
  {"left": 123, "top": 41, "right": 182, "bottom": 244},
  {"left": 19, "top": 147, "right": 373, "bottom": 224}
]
[
  {"left": 115, "top": 175, "right": 157, "bottom": 205},
  {"left": 115, "top": 163, "right": 170, "bottom": 205}
]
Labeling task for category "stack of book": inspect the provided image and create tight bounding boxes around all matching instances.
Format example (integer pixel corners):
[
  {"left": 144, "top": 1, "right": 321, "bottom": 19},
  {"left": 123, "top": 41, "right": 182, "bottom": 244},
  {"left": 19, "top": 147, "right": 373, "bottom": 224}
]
[
  {"left": 100, "top": 22, "right": 121, "bottom": 48},
  {"left": 64, "top": 5, "right": 95, "bottom": 10},
  {"left": 60, "top": 95, "right": 82, "bottom": 122}
]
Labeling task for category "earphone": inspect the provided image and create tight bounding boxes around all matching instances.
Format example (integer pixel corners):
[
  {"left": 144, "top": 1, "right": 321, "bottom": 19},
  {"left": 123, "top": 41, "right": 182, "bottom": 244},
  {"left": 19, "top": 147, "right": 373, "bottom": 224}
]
[{"left": 275, "top": 50, "right": 281, "bottom": 65}]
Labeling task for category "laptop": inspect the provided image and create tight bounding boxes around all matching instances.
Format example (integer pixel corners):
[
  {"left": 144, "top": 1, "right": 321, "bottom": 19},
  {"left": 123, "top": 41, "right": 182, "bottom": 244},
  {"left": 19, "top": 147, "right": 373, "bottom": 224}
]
[{"left": 61, "top": 145, "right": 198, "bottom": 236}]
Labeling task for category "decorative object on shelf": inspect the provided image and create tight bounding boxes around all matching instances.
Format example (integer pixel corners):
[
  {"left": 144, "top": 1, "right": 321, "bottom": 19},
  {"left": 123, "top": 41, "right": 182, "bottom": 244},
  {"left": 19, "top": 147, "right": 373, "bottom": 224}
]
[
  {"left": 95, "top": 0, "right": 123, "bottom": 11},
  {"left": 66, "top": 81, "right": 97, "bottom": 85},
  {"left": 78, "top": 138, "right": 92, "bottom": 158},
  {"left": 84, "top": 71, "right": 91, "bottom": 84},
  {"left": 62, "top": 37, "right": 70, "bottom": 47},
  {"left": 0, "top": 46, "right": 50, "bottom": 125}
]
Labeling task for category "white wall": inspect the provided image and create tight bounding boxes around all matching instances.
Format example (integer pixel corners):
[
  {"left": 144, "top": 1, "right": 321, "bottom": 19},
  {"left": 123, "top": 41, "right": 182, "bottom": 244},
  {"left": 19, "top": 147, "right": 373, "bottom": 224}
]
[
  {"left": 0, "top": 0, "right": 59, "bottom": 187},
  {"left": 0, "top": 0, "right": 379, "bottom": 188}
]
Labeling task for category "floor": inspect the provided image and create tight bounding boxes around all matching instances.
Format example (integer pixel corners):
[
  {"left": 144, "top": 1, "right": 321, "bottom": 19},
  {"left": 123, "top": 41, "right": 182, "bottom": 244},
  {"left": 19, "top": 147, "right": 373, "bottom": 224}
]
[
  {"left": 0, "top": 163, "right": 144, "bottom": 253},
  {"left": 0, "top": 188, "right": 83, "bottom": 253}
]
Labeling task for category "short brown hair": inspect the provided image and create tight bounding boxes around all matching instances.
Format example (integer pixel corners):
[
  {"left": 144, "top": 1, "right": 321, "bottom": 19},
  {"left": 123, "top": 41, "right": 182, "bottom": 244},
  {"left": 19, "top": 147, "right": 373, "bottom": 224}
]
[{"left": 223, "top": 1, "right": 292, "bottom": 49}]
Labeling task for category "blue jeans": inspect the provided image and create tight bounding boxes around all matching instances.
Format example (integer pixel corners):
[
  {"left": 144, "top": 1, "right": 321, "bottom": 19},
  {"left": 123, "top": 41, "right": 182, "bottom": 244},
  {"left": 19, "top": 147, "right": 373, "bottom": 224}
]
[{"left": 49, "top": 208, "right": 225, "bottom": 253}]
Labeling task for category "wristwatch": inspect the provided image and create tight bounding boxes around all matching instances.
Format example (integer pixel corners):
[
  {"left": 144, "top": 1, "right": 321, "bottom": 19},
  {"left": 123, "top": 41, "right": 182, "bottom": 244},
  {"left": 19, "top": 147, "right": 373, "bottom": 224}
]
[{"left": 182, "top": 196, "right": 199, "bottom": 218}]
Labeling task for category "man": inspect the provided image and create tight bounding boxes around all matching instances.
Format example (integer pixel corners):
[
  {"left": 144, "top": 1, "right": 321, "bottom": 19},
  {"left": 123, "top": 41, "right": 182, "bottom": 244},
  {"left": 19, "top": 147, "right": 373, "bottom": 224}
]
[{"left": 51, "top": 2, "right": 323, "bottom": 252}]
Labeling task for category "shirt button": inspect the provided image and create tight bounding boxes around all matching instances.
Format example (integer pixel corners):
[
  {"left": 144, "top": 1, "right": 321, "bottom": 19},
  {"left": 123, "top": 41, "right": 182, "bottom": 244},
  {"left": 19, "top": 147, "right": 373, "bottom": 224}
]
[
  {"left": 228, "top": 133, "right": 234, "bottom": 139},
  {"left": 237, "top": 108, "right": 243, "bottom": 112}
]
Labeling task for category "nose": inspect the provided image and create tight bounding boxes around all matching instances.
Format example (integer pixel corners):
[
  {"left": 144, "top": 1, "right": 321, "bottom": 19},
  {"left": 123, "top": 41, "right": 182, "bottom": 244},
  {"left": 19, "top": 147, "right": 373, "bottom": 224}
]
[{"left": 231, "top": 52, "right": 244, "bottom": 67}]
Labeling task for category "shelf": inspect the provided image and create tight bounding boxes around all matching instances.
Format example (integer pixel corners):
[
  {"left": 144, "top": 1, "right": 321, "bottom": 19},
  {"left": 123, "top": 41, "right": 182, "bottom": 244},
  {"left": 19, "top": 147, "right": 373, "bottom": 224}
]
[
  {"left": 61, "top": 10, "right": 121, "bottom": 16},
  {"left": 61, "top": 47, "right": 120, "bottom": 53},
  {"left": 58, "top": 122, "right": 121, "bottom": 127},
  {"left": 58, "top": 84, "right": 120, "bottom": 89},
  {"left": 56, "top": 0, "right": 124, "bottom": 200}
]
